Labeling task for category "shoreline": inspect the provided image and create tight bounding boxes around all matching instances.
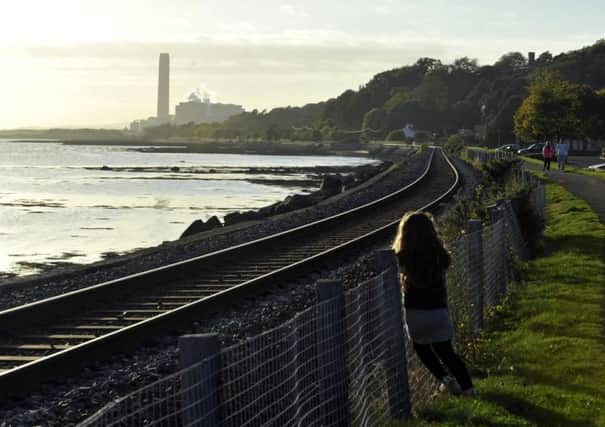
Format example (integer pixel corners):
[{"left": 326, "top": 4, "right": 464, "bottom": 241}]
[
  {"left": 5, "top": 138, "right": 373, "bottom": 158},
  {"left": 0, "top": 147, "right": 417, "bottom": 304},
  {"left": 0, "top": 160, "right": 388, "bottom": 282}
]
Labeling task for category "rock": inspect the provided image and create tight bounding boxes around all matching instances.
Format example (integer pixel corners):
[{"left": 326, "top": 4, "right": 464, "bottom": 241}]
[
  {"left": 257, "top": 202, "right": 281, "bottom": 218},
  {"left": 280, "top": 194, "right": 315, "bottom": 211},
  {"left": 204, "top": 216, "right": 222, "bottom": 230},
  {"left": 319, "top": 174, "right": 343, "bottom": 196},
  {"left": 223, "top": 210, "right": 260, "bottom": 226},
  {"left": 101, "top": 165, "right": 111, "bottom": 171},
  {"left": 170, "top": 166, "right": 180, "bottom": 172},
  {"left": 180, "top": 216, "right": 223, "bottom": 239}
]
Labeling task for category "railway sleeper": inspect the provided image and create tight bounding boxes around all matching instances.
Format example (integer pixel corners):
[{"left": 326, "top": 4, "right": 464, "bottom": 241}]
[
  {"left": 94, "top": 309, "right": 167, "bottom": 315},
  {"left": 0, "top": 343, "right": 71, "bottom": 352},
  {"left": 108, "top": 302, "right": 183, "bottom": 309},
  {"left": 135, "top": 295, "right": 205, "bottom": 301},
  {"left": 73, "top": 316, "right": 148, "bottom": 323},
  {"left": 21, "top": 334, "right": 96, "bottom": 344},
  {"left": 47, "top": 325, "right": 124, "bottom": 332},
  {"left": 163, "top": 288, "right": 225, "bottom": 295}
]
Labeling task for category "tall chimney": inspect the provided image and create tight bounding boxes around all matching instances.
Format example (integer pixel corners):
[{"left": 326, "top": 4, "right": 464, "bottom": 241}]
[{"left": 157, "top": 53, "right": 170, "bottom": 123}]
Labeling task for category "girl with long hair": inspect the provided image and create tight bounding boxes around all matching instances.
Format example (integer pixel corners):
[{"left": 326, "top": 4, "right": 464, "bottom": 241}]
[{"left": 392, "top": 211, "right": 474, "bottom": 395}]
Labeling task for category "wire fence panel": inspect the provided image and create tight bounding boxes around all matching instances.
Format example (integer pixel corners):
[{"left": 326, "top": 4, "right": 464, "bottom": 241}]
[
  {"left": 483, "top": 220, "right": 505, "bottom": 310},
  {"left": 81, "top": 177, "right": 546, "bottom": 427},
  {"left": 446, "top": 236, "right": 473, "bottom": 343},
  {"left": 81, "top": 270, "right": 409, "bottom": 427}
]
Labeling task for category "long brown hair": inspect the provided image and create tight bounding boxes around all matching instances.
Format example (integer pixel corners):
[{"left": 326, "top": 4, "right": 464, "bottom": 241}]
[{"left": 392, "top": 211, "right": 450, "bottom": 290}]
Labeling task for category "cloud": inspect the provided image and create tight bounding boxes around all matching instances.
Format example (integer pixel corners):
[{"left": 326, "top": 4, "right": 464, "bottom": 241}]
[
  {"left": 5, "top": 28, "right": 602, "bottom": 76},
  {"left": 279, "top": 4, "right": 309, "bottom": 18}
]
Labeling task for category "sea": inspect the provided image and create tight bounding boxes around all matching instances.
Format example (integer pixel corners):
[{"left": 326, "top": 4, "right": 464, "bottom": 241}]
[{"left": 0, "top": 140, "right": 376, "bottom": 277}]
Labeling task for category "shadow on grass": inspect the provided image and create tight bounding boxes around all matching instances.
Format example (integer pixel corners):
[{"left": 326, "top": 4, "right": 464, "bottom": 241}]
[
  {"left": 479, "top": 391, "right": 590, "bottom": 427},
  {"left": 541, "top": 235, "right": 604, "bottom": 257},
  {"left": 420, "top": 410, "right": 522, "bottom": 427}
]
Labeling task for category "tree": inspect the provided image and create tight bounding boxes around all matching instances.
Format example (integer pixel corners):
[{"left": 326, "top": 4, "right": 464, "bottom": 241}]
[
  {"left": 513, "top": 71, "right": 578, "bottom": 142},
  {"left": 452, "top": 57, "right": 479, "bottom": 73},
  {"left": 415, "top": 57, "right": 444, "bottom": 74},
  {"left": 265, "top": 124, "right": 282, "bottom": 142},
  {"left": 495, "top": 52, "right": 527, "bottom": 71},
  {"left": 362, "top": 108, "right": 387, "bottom": 133},
  {"left": 444, "top": 134, "right": 464, "bottom": 155},
  {"left": 575, "top": 85, "right": 605, "bottom": 140},
  {"left": 536, "top": 51, "right": 553, "bottom": 65}
]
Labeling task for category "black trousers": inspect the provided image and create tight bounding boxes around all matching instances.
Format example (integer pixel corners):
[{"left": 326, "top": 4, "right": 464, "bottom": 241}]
[
  {"left": 543, "top": 158, "right": 551, "bottom": 171},
  {"left": 413, "top": 340, "right": 473, "bottom": 390}
]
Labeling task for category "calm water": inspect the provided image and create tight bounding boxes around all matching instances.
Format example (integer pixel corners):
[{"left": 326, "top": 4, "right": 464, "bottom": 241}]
[{"left": 0, "top": 140, "right": 375, "bottom": 276}]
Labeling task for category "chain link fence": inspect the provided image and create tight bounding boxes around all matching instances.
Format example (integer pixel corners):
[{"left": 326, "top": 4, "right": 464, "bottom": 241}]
[{"left": 81, "top": 176, "right": 545, "bottom": 427}]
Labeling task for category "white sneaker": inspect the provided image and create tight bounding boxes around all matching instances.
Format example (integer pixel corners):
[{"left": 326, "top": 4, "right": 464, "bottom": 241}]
[{"left": 438, "top": 376, "right": 461, "bottom": 395}]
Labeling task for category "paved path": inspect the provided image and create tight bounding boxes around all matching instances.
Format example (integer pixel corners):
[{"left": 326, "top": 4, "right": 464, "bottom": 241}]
[
  {"left": 523, "top": 163, "right": 605, "bottom": 223},
  {"left": 567, "top": 155, "right": 603, "bottom": 169}
]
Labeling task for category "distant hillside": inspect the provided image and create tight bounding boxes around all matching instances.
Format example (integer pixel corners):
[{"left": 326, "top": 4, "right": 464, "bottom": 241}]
[{"left": 145, "top": 40, "right": 605, "bottom": 146}]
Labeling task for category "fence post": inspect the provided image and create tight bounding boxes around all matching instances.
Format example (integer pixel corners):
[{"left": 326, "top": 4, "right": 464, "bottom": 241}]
[
  {"left": 504, "top": 200, "right": 528, "bottom": 260},
  {"left": 374, "top": 249, "right": 412, "bottom": 418},
  {"left": 179, "top": 333, "right": 222, "bottom": 427},
  {"left": 316, "top": 280, "right": 348, "bottom": 426},
  {"left": 467, "top": 220, "right": 485, "bottom": 331},
  {"left": 488, "top": 203, "right": 507, "bottom": 299}
]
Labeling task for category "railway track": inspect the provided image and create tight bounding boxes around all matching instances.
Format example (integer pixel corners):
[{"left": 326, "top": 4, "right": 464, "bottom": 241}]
[{"left": 0, "top": 148, "right": 459, "bottom": 397}]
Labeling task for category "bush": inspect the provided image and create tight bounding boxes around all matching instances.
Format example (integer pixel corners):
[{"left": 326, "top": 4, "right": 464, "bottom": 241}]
[
  {"left": 386, "top": 129, "right": 407, "bottom": 141},
  {"left": 414, "top": 130, "right": 432, "bottom": 143},
  {"left": 444, "top": 134, "right": 465, "bottom": 155}
]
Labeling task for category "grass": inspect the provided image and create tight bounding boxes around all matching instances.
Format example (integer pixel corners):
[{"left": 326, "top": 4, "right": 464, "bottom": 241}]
[
  {"left": 397, "top": 180, "right": 605, "bottom": 426},
  {"left": 520, "top": 156, "right": 605, "bottom": 180}
]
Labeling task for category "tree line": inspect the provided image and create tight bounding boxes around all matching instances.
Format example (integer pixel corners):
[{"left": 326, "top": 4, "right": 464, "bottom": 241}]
[{"left": 144, "top": 40, "right": 605, "bottom": 146}]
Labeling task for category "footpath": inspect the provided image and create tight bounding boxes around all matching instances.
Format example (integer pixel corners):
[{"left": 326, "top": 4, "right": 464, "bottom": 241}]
[
  {"left": 407, "top": 165, "right": 605, "bottom": 426},
  {"left": 530, "top": 164, "right": 605, "bottom": 223}
]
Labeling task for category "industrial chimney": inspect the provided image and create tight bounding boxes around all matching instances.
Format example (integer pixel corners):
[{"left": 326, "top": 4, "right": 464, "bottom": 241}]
[{"left": 157, "top": 53, "right": 170, "bottom": 123}]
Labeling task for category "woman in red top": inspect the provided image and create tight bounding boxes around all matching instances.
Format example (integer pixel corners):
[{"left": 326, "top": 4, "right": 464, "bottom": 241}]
[{"left": 543, "top": 141, "right": 554, "bottom": 171}]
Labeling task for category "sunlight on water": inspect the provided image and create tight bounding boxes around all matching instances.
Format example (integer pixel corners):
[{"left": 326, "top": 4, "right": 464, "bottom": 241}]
[{"left": 0, "top": 140, "right": 376, "bottom": 276}]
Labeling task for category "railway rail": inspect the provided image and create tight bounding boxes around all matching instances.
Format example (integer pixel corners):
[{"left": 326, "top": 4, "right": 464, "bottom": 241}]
[{"left": 0, "top": 148, "right": 459, "bottom": 397}]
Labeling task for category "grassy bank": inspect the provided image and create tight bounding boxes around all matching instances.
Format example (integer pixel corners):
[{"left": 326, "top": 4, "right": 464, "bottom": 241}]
[
  {"left": 404, "top": 180, "right": 605, "bottom": 426},
  {"left": 521, "top": 156, "right": 605, "bottom": 180}
]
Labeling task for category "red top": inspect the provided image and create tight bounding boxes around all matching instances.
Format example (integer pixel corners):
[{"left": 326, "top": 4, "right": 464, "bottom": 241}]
[{"left": 543, "top": 145, "right": 554, "bottom": 159}]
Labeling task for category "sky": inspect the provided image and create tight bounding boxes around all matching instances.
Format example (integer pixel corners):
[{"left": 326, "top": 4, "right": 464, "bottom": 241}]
[{"left": 1, "top": 0, "right": 603, "bottom": 128}]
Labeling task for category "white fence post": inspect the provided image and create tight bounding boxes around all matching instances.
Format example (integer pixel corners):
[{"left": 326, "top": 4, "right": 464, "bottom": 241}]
[
  {"left": 179, "top": 333, "right": 222, "bottom": 427},
  {"left": 316, "top": 279, "right": 348, "bottom": 426},
  {"left": 374, "top": 249, "right": 412, "bottom": 419}
]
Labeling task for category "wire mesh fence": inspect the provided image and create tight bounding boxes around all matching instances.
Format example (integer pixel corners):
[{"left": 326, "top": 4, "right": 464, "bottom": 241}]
[
  {"left": 80, "top": 255, "right": 410, "bottom": 427},
  {"left": 80, "top": 178, "right": 545, "bottom": 427}
]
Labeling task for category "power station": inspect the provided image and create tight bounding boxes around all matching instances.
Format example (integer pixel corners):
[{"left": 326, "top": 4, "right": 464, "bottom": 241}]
[{"left": 130, "top": 53, "right": 244, "bottom": 133}]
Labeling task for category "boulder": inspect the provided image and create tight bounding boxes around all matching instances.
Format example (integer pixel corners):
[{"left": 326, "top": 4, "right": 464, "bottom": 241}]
[
  {"left": 180, "top": 216, "right": 223, "bottom": 239},
  {"left": 281, "top": 194, "right": 315, "bottom": 211},
  {"left": 223, "top": 210, "right": 260, "bottom": 226},
  {"left": 257, "top": 202, "right": 282, "bottom": 218},
  {"left": 205, "top": 215, "right": 222, "bottom": 230},
  {"left": 319, "top": 174, "right": 343, "bottom": 196}
]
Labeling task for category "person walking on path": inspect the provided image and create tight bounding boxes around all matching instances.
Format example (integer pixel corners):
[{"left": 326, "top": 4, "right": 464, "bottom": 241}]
[
  {"left": 392, "top": 212, "right": 475, "bottom": 396},
  {"left": 543, "top": 141, "right": 554, "bottom": 171},
  {"left": 555, "top": 140, "right": 569, "bottom": 171}
]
